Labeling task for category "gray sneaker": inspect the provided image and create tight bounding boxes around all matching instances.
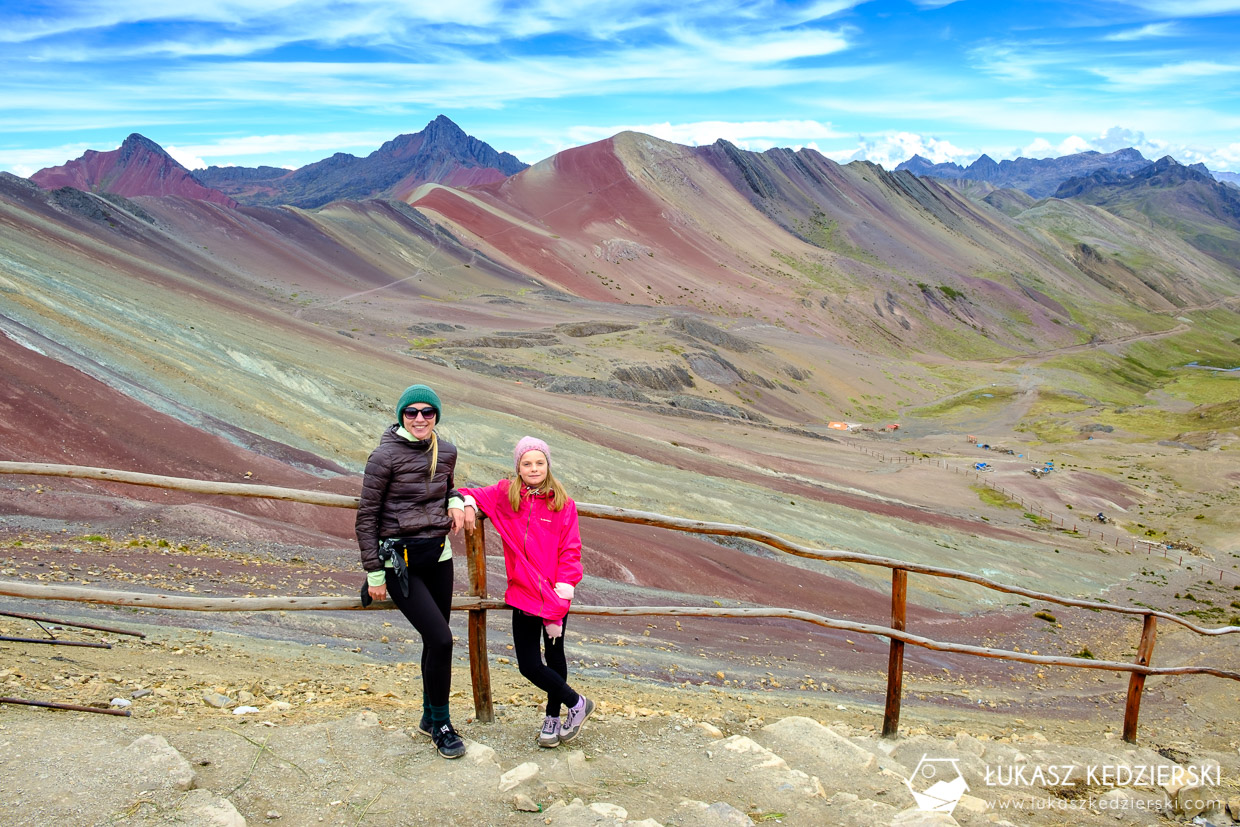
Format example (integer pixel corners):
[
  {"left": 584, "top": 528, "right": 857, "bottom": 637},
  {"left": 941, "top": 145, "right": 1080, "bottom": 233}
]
[
  {"left": 558, "top": 697, "right": 594, "bottom": 743},
  {"left": 538, "top": 715, "right": 561, "bottom": 748}
]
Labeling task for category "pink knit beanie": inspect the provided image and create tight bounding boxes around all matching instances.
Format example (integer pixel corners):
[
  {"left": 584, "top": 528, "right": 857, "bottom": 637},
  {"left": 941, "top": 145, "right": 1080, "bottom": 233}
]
[{"left": 513, "top": 436, "right": 551, "bottom": 471}]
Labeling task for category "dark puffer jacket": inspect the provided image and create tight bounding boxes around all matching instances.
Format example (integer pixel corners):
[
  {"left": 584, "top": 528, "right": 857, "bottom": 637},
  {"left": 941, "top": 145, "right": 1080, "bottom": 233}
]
[{"left": 356, "top": 426, "right": 460, "bottom": 572}]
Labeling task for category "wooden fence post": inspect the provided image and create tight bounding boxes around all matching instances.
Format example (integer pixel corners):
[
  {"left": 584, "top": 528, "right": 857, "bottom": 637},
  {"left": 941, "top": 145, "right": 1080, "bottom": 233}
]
[
  {"left": 465, "top": 522, "right": 494, "bottom": 723},
  {"left": 882, "top": 568, "right": 908, "bottom": 738},
  {"left": 1122, "top": 614, "right": 1157, "bottom": 743}
]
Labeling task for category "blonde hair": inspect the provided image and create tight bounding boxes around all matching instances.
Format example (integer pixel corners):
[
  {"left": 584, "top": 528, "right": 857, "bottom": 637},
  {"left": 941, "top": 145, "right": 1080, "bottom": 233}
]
[
  {"left": 427, "top": 430, "right": 439, "bottom": 482},
  {"left": 506, "top": 470, "right": 568, "bottom": 512}
]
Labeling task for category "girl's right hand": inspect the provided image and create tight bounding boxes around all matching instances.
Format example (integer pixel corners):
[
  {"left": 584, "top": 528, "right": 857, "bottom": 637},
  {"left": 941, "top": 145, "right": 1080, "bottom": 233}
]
[
  {"left": 463, "top": 505, "right": 478, "bottom": 532},
  {"left": 368, "top": 583, "right": 388, "bottom": 602}
]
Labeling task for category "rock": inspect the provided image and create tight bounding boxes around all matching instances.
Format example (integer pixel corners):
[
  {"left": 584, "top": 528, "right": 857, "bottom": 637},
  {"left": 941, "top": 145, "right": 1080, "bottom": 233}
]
[
  {"left": 669, "top": 799, "right": 754, "bottom": 825},
  {"left": 1093, "top": 788, "right": 1171, "bottom": 825},
  {"left": 665, "top": 394, "right": 769, "bottom": 422},
  {"left": 109, "top": 697, "right": 131, "bottom": 708},
  {"left": 760, "top": 716, "right": 878, "bottom": 773},
  {"left": 590, "top": 803, "right": 628, "bottom": 819},
  {"left": 890, "top": 807, "right": 960, "bottom": 825},
  {"left": 465, "top": 740, "right": 500, "bottom": 766},
  {"left": 544, "top": 797, "right": 638, "bottom": 826},
  {"left": 175, "top": 789, "right": 246, "bottom": 826},
  {"left": 499, "top": 761, "right": 540, "bottom": 792},
  {"left": 670, "top": 317, "right": 756, "bottom": 353},
  {"left": 953, "top": 794, "right": 989, "bottom": 815},
  {"left": 952, "top": 733, "right": 986, "bottom": 757},
  {"left": 121, "top": 734, "right": 197, "bottom": 792},
  {"left": 611, "top": 362, "right": 694, "bottom": 391},
  {"left": 705, "top": 735, "right": 828, "bottom": 820},
  {"left": 352, "top": 710, "right": 381, "bottom": 728},
  {"left": 555, "top": 321, "right": 636, "bottom": 338},
  {"left": 542, "top": 376, "right": 654, "bottom": 403},
  {"left": 202, "top": 691, "right": 233, "bottom": 708},
  {"left": 513, "top": 793, "right": 541, "bottom": 812},
  {"left": 823, "top": 791, "right": 900, "bottom": 825}
]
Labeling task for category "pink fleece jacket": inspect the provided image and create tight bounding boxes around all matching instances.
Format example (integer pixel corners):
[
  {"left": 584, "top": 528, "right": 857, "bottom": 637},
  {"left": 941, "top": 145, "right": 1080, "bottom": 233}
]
[{"left": 459, "top": 479, "right": 583, "bottom": 622}]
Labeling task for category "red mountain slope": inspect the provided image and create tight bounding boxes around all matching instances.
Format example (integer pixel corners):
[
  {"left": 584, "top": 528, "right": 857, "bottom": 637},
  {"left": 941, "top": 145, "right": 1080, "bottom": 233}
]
[{"left": 30, "top": 133, "right": 237, "bottom": 207}]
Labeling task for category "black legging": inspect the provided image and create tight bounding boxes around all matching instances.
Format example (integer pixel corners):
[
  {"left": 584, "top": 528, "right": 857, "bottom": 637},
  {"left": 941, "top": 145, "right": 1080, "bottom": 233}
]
[
  {"left": 387, "top": 556, "right": 454, "bottom": 707},
  {"left": 511, "top": 609, "right": 578, "bottom": 718}
]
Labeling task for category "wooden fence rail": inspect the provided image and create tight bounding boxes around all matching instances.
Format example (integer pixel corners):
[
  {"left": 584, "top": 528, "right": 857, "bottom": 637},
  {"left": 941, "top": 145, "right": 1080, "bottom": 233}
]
[{"left": 2, "top": 461, "right": 1238, "bottom": 744}]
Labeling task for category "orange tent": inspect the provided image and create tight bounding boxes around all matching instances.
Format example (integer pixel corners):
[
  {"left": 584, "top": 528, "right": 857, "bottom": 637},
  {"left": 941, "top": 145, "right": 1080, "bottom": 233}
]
[{"left": 827, "top": 421, "right": 850, "bottom": 430}]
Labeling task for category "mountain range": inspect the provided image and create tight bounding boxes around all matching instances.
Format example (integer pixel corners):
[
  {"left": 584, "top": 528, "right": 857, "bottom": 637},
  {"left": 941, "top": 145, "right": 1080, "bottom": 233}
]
[
  {"left": 192, "top": 115, "right": 528, "bottom": 208},
  {"left": 4, "top": 115, "right": 1239, "bottom": 590},
  {"left": 895, "top": 147, "right": 1158, "bottom": 198},
  {"left": 4, "top": 109, "right": 1240, "bottom": 764}
]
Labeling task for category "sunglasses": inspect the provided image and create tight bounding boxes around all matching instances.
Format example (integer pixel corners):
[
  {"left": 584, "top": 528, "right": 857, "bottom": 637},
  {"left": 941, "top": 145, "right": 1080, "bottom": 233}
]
[{"left": 402, "top": 406, "right": 438, "bottom": 421}]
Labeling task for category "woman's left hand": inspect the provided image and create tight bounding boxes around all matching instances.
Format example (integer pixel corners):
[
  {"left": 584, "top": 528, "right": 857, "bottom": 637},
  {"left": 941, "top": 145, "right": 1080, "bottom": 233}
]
[{"left": 448, "top": 507, "right": 464, "bottom": 534}]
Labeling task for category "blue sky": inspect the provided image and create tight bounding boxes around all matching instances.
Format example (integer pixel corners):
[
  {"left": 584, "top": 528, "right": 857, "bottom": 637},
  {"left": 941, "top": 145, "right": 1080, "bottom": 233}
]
[{"left": 2, "top": 0, "right": 1238, "bottom": 177}]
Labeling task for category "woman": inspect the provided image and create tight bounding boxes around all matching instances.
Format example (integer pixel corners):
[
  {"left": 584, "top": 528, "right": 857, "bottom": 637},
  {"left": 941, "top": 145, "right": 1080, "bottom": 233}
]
[{"left": 356, "top": 383, "right": 466, "bottom": 759}]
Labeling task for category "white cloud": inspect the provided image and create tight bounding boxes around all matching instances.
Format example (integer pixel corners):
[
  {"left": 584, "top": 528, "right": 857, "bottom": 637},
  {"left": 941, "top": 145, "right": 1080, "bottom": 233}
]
[
  {"left": 1113, "top": 0, "right": 1240, "bottom": 14},
  {"left": 0, "top": 142, "right": 117, "bottom": 177},
  {"left": 1103, "top": 22, "right": 1179, "bottom": 41},
  {"left": 164, "top": 146, "right": 208, "bottom": 170},
  {"left": 566, "top": 119, "right": 845, "bottom": 149},
  {"left": 1091, "top": 60, "right": 1240, "bottom": 88},
  {"left": 826, "top": 132, "right": 974, "bottom": 169},
  {"left": 163, "top": 131, "right": 398, "bottom": 161}
]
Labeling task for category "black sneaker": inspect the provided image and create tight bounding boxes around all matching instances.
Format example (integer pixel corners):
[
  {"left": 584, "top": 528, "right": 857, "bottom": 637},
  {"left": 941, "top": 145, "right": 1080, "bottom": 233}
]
[
  {"left": 431, "top": 722, "right": 465, "bottom": 759},
  {"left": 417, "top": 711, "right": 432, "bottom": 738}
]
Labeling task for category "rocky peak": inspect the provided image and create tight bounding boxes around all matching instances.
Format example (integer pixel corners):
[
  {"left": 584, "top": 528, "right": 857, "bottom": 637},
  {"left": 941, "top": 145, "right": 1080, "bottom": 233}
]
[
  {"left": 194, "top": 115, "right": 527, "bottom": 207},
  {"left": 118, "top": 133, "right": 170, "bottom": 163},
  {"left": 29, "top": 134, "right": 236, "bottom": 207},
  {"left": 965, "top": 154, "right": 1000, "bottom": 178}
]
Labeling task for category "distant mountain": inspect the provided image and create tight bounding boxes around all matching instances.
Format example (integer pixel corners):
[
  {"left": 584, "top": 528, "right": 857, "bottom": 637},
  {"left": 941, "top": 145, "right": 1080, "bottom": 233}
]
[
  {"left": 29, "top": 133, "right": 237, "bottom": 207},
  {"left": 193, "top": 115, "right": 528, "bottom": 208},
  {"left": 897, "top": 148, "right": 1152, "bottom": 198},
  {"left": 1215, "top": 170, "right": 1240, "bottom": 188},
  {"left": 1054, "top": 156, "right": 1240, "bottom": 267}
]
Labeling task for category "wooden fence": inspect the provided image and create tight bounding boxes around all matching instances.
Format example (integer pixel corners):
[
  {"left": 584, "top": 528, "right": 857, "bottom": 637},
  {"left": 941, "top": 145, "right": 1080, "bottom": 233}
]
[{"left": 1, "top": 461, "right": 1238, "bottom": 743}]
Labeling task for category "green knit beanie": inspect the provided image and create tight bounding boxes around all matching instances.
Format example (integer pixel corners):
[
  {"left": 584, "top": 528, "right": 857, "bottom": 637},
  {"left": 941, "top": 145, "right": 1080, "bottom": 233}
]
[{"left": 395, "top": 384, "right": 443, "bottom": 423}]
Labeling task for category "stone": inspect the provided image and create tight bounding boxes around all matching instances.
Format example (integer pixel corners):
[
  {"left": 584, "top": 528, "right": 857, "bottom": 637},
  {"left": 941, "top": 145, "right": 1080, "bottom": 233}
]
[
  {"left": 176, "top": 789, "right": 246, "bottom": 827},
  {"left": 121, "top": 734, "right": 197, "bottom": 792},
  {"left": 890, "top": 808, "right": 960, "bottom": 826},
  {"left": 761, "top": 716, "right": 878, "bottom": 773},
  {"left": 669, "top": 800, "right": 753, "bottom": 826},
  {"left": 499, "top": 761, "right": 540, "bottom": 792},
  {"left": 202, "top": 691, "right": 233, "bottom": 708},
  {"left": 953, "top": 794, "right": 989, "bottom": 815},
  {"left": 590, "top": 803, "right": 628, "bottom": 819},
  {"left": 465, "top": 740, "right": 500, "bottom": 766},
  {"left": 352, "top": 710, "right": 381, "bottom": 728},
  {"left": 513, "top": 793, "right": 541, "bottom": 812}
]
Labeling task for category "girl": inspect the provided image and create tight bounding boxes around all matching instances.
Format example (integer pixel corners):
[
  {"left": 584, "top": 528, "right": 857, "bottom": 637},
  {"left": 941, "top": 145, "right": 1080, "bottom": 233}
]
[
  {"left": 356, "top": 383, "right": 466, "bottom": 759},
  {"left": 458, "top": 436, "right": 593, "bottom": 748}
]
